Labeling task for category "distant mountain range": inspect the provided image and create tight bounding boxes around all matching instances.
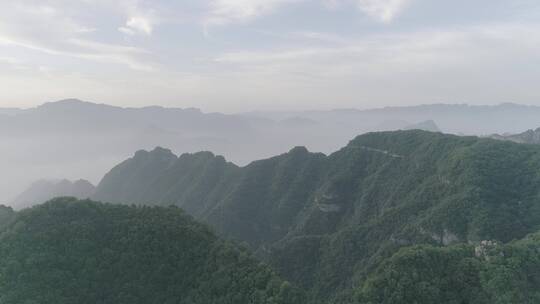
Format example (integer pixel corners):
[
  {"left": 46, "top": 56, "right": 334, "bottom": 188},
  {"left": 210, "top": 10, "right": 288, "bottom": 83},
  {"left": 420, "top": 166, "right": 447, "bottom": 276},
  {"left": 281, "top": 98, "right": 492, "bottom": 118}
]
[
  {"left": 90, "top": 130, "right": 540, "bottom": 302},
  {"left": 11, "top": 179, "right": 95, "bottom": 209},
  {"left": 244, "top": 102, "right": 540, "bottom": 135},
  {"left": 491, "top": 127, "right": 540, "bottom": 144},
  {"left": 3, "top": 98, "right": 540, "bottom": 203}
]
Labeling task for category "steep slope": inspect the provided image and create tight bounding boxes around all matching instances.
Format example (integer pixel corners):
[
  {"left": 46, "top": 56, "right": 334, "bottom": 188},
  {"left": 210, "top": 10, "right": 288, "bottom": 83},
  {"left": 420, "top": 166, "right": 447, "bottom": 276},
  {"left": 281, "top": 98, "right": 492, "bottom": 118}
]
[
  {"left": 94, "top": 146, "right": 328, "bottom": 246},
  {"left": 93, "top": 147, "right": 241, "bottom": 217},
  {"left": 94, "top": 130, "right": 540, "bottom": 302},
  {"left": 206, "top": 146, "right": 327, "bottom": 248},
  {"left": 267, "top": 131, "right": 540, "bottom": 301},
  {"left": 0, "top": 198, "right": 305, "bottom": 304},
  {"left": 12, "top": 179, "right": 95, "bottom": 209}
]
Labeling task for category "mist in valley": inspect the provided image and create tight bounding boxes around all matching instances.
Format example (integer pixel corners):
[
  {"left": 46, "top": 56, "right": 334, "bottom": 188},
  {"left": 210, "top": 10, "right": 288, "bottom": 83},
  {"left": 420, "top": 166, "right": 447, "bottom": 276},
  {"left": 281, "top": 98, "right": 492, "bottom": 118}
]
[{"left": 2, "top": 99, "right": 540, "bottom": 207}]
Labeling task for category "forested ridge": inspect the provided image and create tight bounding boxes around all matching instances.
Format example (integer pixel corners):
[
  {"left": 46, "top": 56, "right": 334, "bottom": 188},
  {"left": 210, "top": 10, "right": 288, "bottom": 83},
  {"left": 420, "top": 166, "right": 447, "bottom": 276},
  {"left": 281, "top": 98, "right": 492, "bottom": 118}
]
[
  {"left": 2, "top": 130, "right": 539, "bottom": 303},
  {"left": 0, "top": 198, "right": 305, "bottom": 304},
  {"left": 92, "top": 130, "right": 540, "bottom": 302}
]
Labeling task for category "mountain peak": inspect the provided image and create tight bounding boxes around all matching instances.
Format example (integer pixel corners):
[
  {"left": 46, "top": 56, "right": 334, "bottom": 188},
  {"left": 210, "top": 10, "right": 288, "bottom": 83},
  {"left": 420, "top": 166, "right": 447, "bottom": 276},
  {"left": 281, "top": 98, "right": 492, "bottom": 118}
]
[
  {"left": 36, "top": 99, "right": 119, "bottom": 112},
  {"left": 150, "top": 146, "right": 174, "bottom": 155},
  {"left": 288, "top": 146, "right": 310, "bottom": 154},
  {"left": 42, "top": 98, "right": 88, "bottom": 107},
  {"left": 133, "top": 147, "right": 177, "bottom": 162}
]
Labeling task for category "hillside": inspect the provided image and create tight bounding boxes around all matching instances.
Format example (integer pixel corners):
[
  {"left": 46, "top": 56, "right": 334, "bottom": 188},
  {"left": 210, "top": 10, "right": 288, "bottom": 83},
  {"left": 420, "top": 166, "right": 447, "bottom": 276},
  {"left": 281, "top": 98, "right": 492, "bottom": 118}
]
[
  {"left": 357, "top": 234, "right": 540, "bottom": 304},
  {"left": 11, "top": 179, "right": 95, "bottom": 209},
  {"left": 0, "top": 198, "right": 305, "bottom": 304},
  {"left": 93, "top": 146, "right": 327, "bottom": 248},
  {"left": 93, "top": 130, "right": 540, "bottom": 302}
]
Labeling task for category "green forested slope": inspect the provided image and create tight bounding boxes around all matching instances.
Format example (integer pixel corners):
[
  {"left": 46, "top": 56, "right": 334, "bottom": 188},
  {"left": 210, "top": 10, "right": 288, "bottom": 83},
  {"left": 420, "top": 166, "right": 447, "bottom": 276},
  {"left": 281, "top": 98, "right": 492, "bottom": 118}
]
[
  {"left": 0, "top": 198, "right": 305, "bottom": 304},
  {"left": 93, "top": 130, "right": 540, "bottom": 302},
  {"left": 0, "top": 205, "right": 14, "bottom": 228},
  {"left": 358, "top": 233, "right": 540, "bottom": 304},
  {"left": 93, "top": 148, "right": 241, "bottom": 217}
]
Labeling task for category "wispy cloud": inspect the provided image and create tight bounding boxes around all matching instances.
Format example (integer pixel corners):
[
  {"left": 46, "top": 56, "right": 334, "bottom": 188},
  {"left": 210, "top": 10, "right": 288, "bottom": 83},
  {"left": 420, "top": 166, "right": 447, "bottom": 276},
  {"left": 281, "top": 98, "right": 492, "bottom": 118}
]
[
  {"left": 203, "top": 0, "right": 412, "bottom": 27},
  {"left": 213, "top": 22, "right": 540, "bottom": 80},
  {"left": 118, "top": 2, "right": 158, "bottom": 36},
  {"left": 2, "top": 0, "right": 540, "bottom": 110},
  {"left": 0, "top": 1, "right": 155, "bottom": 71},
  {"left": 119, "top": 17, "right": 154, "bottom": 35},
  {"left": 204, "top": 0, "right": 300, "bottom": 27},
  {"left": 356, "top": 0, "right": 411, "bottom": 23},
  {"left": 68, "top": 39, "right": 154, "bottom": 71},
  {"left": 321, "top": 0, "right": 412, "bottom": 23},
  {"left": 200, "top": 21, "right": 540, "bottom": 110}
]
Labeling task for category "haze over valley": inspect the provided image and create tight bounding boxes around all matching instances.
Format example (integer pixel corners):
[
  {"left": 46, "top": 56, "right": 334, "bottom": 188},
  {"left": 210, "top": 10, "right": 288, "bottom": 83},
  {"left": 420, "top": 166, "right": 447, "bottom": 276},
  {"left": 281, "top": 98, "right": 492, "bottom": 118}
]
[{"left": 3, "top": 99, "right": 540, "bottom": 206}]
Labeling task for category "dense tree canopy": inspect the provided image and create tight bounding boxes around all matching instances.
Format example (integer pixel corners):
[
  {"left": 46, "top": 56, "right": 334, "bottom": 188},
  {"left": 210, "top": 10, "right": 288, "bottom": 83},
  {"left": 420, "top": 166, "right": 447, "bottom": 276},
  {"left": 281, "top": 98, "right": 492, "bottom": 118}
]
[
  {"left": 0, "top": 198, "right": 305, "bottom": 304},
  {"left": 0, "top": 205, "right": 14, "bottom": 229},
  {"left": 358, "top": 234, "right": 540, "bottom": 304}
]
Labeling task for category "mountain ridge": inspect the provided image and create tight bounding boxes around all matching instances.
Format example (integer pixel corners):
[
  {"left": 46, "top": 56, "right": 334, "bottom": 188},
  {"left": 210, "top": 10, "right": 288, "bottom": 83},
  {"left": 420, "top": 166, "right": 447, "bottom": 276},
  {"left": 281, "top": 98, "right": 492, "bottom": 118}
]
[
  {"left": 92, "top": 130, "right": 540, "bottom": 302},
  {"left": 12, "top": 179, "right": 95, "bottom": 209},
  {"left": 491, "top": 127, "right": 540, "bottom": 144},
  {"left": 5, "top": 98, "right": 540, "bottom": 204}
]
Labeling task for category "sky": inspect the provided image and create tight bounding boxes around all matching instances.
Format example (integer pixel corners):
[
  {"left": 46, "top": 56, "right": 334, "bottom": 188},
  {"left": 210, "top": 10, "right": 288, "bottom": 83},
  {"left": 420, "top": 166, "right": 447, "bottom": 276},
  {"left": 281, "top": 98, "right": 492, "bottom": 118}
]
[{"left": 1, "top": 0, "right": 540, "bottom": 112}]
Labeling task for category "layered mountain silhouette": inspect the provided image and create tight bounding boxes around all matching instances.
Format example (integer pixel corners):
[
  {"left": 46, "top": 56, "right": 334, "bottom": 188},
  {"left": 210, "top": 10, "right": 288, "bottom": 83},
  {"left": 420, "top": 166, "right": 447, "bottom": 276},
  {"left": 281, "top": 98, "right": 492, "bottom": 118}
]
[
  {"left": 5, "top": 99, "right": 540, "bottom": 204},
  {"left": 491, "top": 127, "right": 540, "bottom": 144},
  {"left": 0, "top": 198, "right": 305, "bottom": 304},
  {"left": 245, "top": 102, "right": 540, "bottom": 135},
  {"left": 11, "top": 179, "right": 95, "bottom": 209},
  {"left": 93, "top": 130, "right": 540, "bottom": 302}
]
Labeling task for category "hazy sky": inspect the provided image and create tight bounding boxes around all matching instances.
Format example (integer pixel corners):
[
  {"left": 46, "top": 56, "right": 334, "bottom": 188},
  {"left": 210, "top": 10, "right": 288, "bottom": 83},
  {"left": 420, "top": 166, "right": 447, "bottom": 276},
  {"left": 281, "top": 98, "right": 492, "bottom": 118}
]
[{"left": 1, "top": 0, "right": 540, "bottom": 112}]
